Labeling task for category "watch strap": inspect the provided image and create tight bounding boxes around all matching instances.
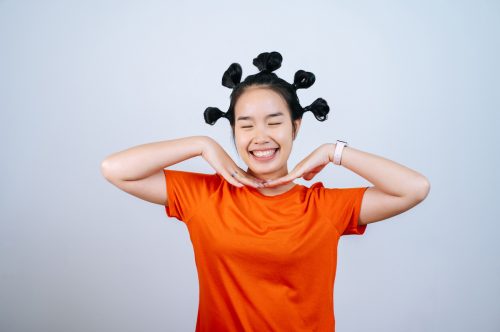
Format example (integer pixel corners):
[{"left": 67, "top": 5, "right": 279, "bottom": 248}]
[{"left": 333, "top": 140, "right": 348, "bottom": 165}]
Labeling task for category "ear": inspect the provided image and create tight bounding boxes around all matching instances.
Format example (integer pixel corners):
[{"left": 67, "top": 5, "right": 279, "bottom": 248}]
[{"left": 292, "top": 118, "right": 302, "bottom": 140}]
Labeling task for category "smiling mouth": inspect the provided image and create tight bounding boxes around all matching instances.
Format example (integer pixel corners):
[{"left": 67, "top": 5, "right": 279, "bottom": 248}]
[{"left": 249, "top": 148, "right": 279, "bottom": 161}]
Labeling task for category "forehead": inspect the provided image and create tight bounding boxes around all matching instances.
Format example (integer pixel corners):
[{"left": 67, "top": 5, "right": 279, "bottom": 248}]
[{"left": 234, "top": 86, "right": 290, "bottom": 120}]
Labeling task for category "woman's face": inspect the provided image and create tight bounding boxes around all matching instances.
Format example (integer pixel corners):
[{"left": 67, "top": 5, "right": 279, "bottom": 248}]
[{"left": 234, "top": 86, "right": 301, "bottom": 181}]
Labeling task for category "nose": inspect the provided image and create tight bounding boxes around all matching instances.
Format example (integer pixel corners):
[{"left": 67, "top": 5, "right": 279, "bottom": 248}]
[{"left": 252, "top": 125, "right": 271, "bottom": 143}]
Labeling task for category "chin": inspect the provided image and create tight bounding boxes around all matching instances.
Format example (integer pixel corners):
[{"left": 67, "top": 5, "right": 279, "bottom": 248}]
[{"left": 249, "top": 164, "right": 285, "bottom": 177}]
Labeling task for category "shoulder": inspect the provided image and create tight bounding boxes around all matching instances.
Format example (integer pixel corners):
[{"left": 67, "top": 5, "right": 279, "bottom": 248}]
[
  {"left": 164, "top": 169, "right": 219, "bottom": 179},
  {"left": 164, "top": 169, "right": 222, "bottom": 189},
  {"left": 303, "top": 181, "right": 326, "bottom": 196},
  {"left": 305, "top": 181, "right": 367, "bottom": 203}
]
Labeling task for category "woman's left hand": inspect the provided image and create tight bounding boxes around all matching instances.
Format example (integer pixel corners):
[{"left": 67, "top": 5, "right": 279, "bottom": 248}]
[{"left": 264, "top": 143, "right": 332, "bottom": 187}]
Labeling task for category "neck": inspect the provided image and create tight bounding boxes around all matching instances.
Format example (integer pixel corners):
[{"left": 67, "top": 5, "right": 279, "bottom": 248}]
[
  {"left": 245, "top": 167, "right": 295, "bottom": 195},
  {"left": 246, "top": 168, "right": 289, "bottom": 182}
]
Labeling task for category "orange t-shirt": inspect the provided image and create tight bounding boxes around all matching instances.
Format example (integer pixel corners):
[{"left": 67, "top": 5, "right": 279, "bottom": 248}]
[{"left": 163, "top": 169, "right": 369, "bottom": 332}]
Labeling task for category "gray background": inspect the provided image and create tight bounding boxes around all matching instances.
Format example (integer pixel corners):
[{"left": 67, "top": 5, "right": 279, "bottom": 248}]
[{"left": 1, "top": 0, "right": 499, "bottom": 331}]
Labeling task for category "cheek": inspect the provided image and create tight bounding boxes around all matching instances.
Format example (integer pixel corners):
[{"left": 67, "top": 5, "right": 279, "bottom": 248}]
[
  {"left": 276, "top": 127, "right": 293, "bottom": 145},
  {"left": 235, "top": 135, "right": 250, "bottom": 152}
]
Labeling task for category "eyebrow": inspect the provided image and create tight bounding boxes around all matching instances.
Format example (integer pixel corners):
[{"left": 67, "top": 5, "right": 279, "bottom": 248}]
[{"left": 236, "top": 112, "right": 285, "bottom": 121}]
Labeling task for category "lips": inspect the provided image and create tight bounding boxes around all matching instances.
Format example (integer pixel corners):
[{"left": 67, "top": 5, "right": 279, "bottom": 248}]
[{"left": 249, "top": 148, "right": 279, "bottom": 161}]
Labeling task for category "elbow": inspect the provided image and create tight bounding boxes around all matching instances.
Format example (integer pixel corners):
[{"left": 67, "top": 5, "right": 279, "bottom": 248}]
[
  {"left": 100, "top": 158, "right": 117, "bottom": 181},
  {"left": 414, "top": 176, "right": 431, "bottom": 202}
]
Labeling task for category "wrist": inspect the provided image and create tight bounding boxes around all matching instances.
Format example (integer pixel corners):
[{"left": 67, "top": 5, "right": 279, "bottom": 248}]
[
  {"left": 330, "top": 140, "right": 348, "bottom": 165},
  {"left": 198, "top": 135, "right": 215, "bottom": 157},
  {"left": 327, "top": 143, "right": 336, "bottom": 163}
]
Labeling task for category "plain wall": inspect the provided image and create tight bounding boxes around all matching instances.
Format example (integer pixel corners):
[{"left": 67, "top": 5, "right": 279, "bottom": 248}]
[{"left": 1, "top": 0, "right": 499, "bottom": 331}]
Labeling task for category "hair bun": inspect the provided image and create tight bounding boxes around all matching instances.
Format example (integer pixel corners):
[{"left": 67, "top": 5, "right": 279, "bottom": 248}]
[
  {"left": 204, "top": 107, "right": 227, "bottom": 125},
  {"left": 303, "top": 98, "right": 330, "bottom": 121},
  {"left": 293, "top": 70, "right": 316, "bottom": 89},
  {"left": 222, "top": 63, "right": 242, "bottom": 89},
  {"left": 252, "top": 51, "right": 283, "bottom": 73}
]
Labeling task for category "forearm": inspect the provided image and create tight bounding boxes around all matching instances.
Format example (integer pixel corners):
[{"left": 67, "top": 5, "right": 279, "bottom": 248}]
[
  {"left": 101, "top": 135, "right": 209, "bottom": 181},
  {"left": 327, "top": 143, "right": 430, "bottom": 199}
]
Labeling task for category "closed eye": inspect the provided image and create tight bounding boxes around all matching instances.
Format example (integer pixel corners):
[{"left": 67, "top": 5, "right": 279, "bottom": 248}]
[{"left": 240, "top": 123, "right": 282, "bottom": 129}]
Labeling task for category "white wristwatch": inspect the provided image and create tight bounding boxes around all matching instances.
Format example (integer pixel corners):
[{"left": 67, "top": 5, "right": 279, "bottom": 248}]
[{"left": 333, "top": 140, "right": 348, "bottom": 165}]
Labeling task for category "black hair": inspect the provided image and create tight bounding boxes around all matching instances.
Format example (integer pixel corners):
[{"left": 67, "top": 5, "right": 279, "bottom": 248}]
[{"left": 204, "top": 51, "right": 330, "bottom": 141}]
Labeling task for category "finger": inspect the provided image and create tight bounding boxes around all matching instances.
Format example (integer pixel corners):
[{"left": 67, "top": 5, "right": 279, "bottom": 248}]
[
  {"left": 282, "top": 167, "right": 303, "bottom": 183},
  {"left": 224, "top": 169, "right": 244, "bottom": 187},
  {"left": 303, "top": 163, "right": 327, "bottom": 181},
  {"left": 242, "top": 172, "right": 267, "bottom": 185},
  {"left": 303, "top": 171, "right": 317, "bottom": 181},
  {"left": 250, "top": 177, "right": 267, "bottom": 188},
  {"left": 250, "top": 175, "right": 268, "bottom": 184},
  {"left": 230, "top": 169, "right": 266, "bottom": 188},
  {"left": 265, "top": 173, "right": 296, "bottom": 187},
  {"left": 237, "top": 173, "right": 264, "bottom": 188},
  {"left": 234, "top": 169, "right": 265, "bottom": 188},
  {"left": 267, "top": 173, "right": 292, "bottom": 186},
  {"left": 263, "top": 179, "right": 287, "bottom": 188}
]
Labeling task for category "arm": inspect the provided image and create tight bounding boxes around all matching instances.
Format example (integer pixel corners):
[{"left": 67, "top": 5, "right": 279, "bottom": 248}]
[
  {"left": 328, "top": 144, "right": 431, "bottom": 226},
  {"left": 100, "top": 136, "right": 208, "bottom": 205},
  {"left": 100, "top": 135, "right": 265, "bottom": 205},
  {"left": 101, "top": 136, "right": 207, "bottom": 182}
]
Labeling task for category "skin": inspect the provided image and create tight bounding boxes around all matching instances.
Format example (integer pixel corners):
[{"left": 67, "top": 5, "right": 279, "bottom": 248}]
[
  {"left": 231, "top": 85, "right": 431, "bottom": 225},
  {"left": 233, "top": 86, "right": 302, "bottom": 196},
  {"left": 100, "top": 84, "right": 431, "bottom": 227}
]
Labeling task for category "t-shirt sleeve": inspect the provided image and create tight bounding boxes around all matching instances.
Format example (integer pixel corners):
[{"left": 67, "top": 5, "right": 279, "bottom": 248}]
[
  {"left": 324, "top": 186, "right": 370, "bottom": 236},
  {"left": 163, "top": 169, "right": 221, "bottom": 223}
]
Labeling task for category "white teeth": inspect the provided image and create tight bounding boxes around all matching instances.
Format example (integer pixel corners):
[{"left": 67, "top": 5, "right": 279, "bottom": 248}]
[{"left": 252, "top": 149, "right": 277, "bottom": 157}]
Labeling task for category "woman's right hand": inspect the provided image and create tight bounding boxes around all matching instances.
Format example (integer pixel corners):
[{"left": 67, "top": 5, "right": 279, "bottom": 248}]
[{"left": 201, "top": 137, "right": 266, "bottom": 188}]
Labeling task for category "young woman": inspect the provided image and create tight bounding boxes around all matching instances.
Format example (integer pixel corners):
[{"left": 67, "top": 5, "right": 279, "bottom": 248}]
[{"left": 101, "top": 51, "right": 430, "bottom": 331}]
